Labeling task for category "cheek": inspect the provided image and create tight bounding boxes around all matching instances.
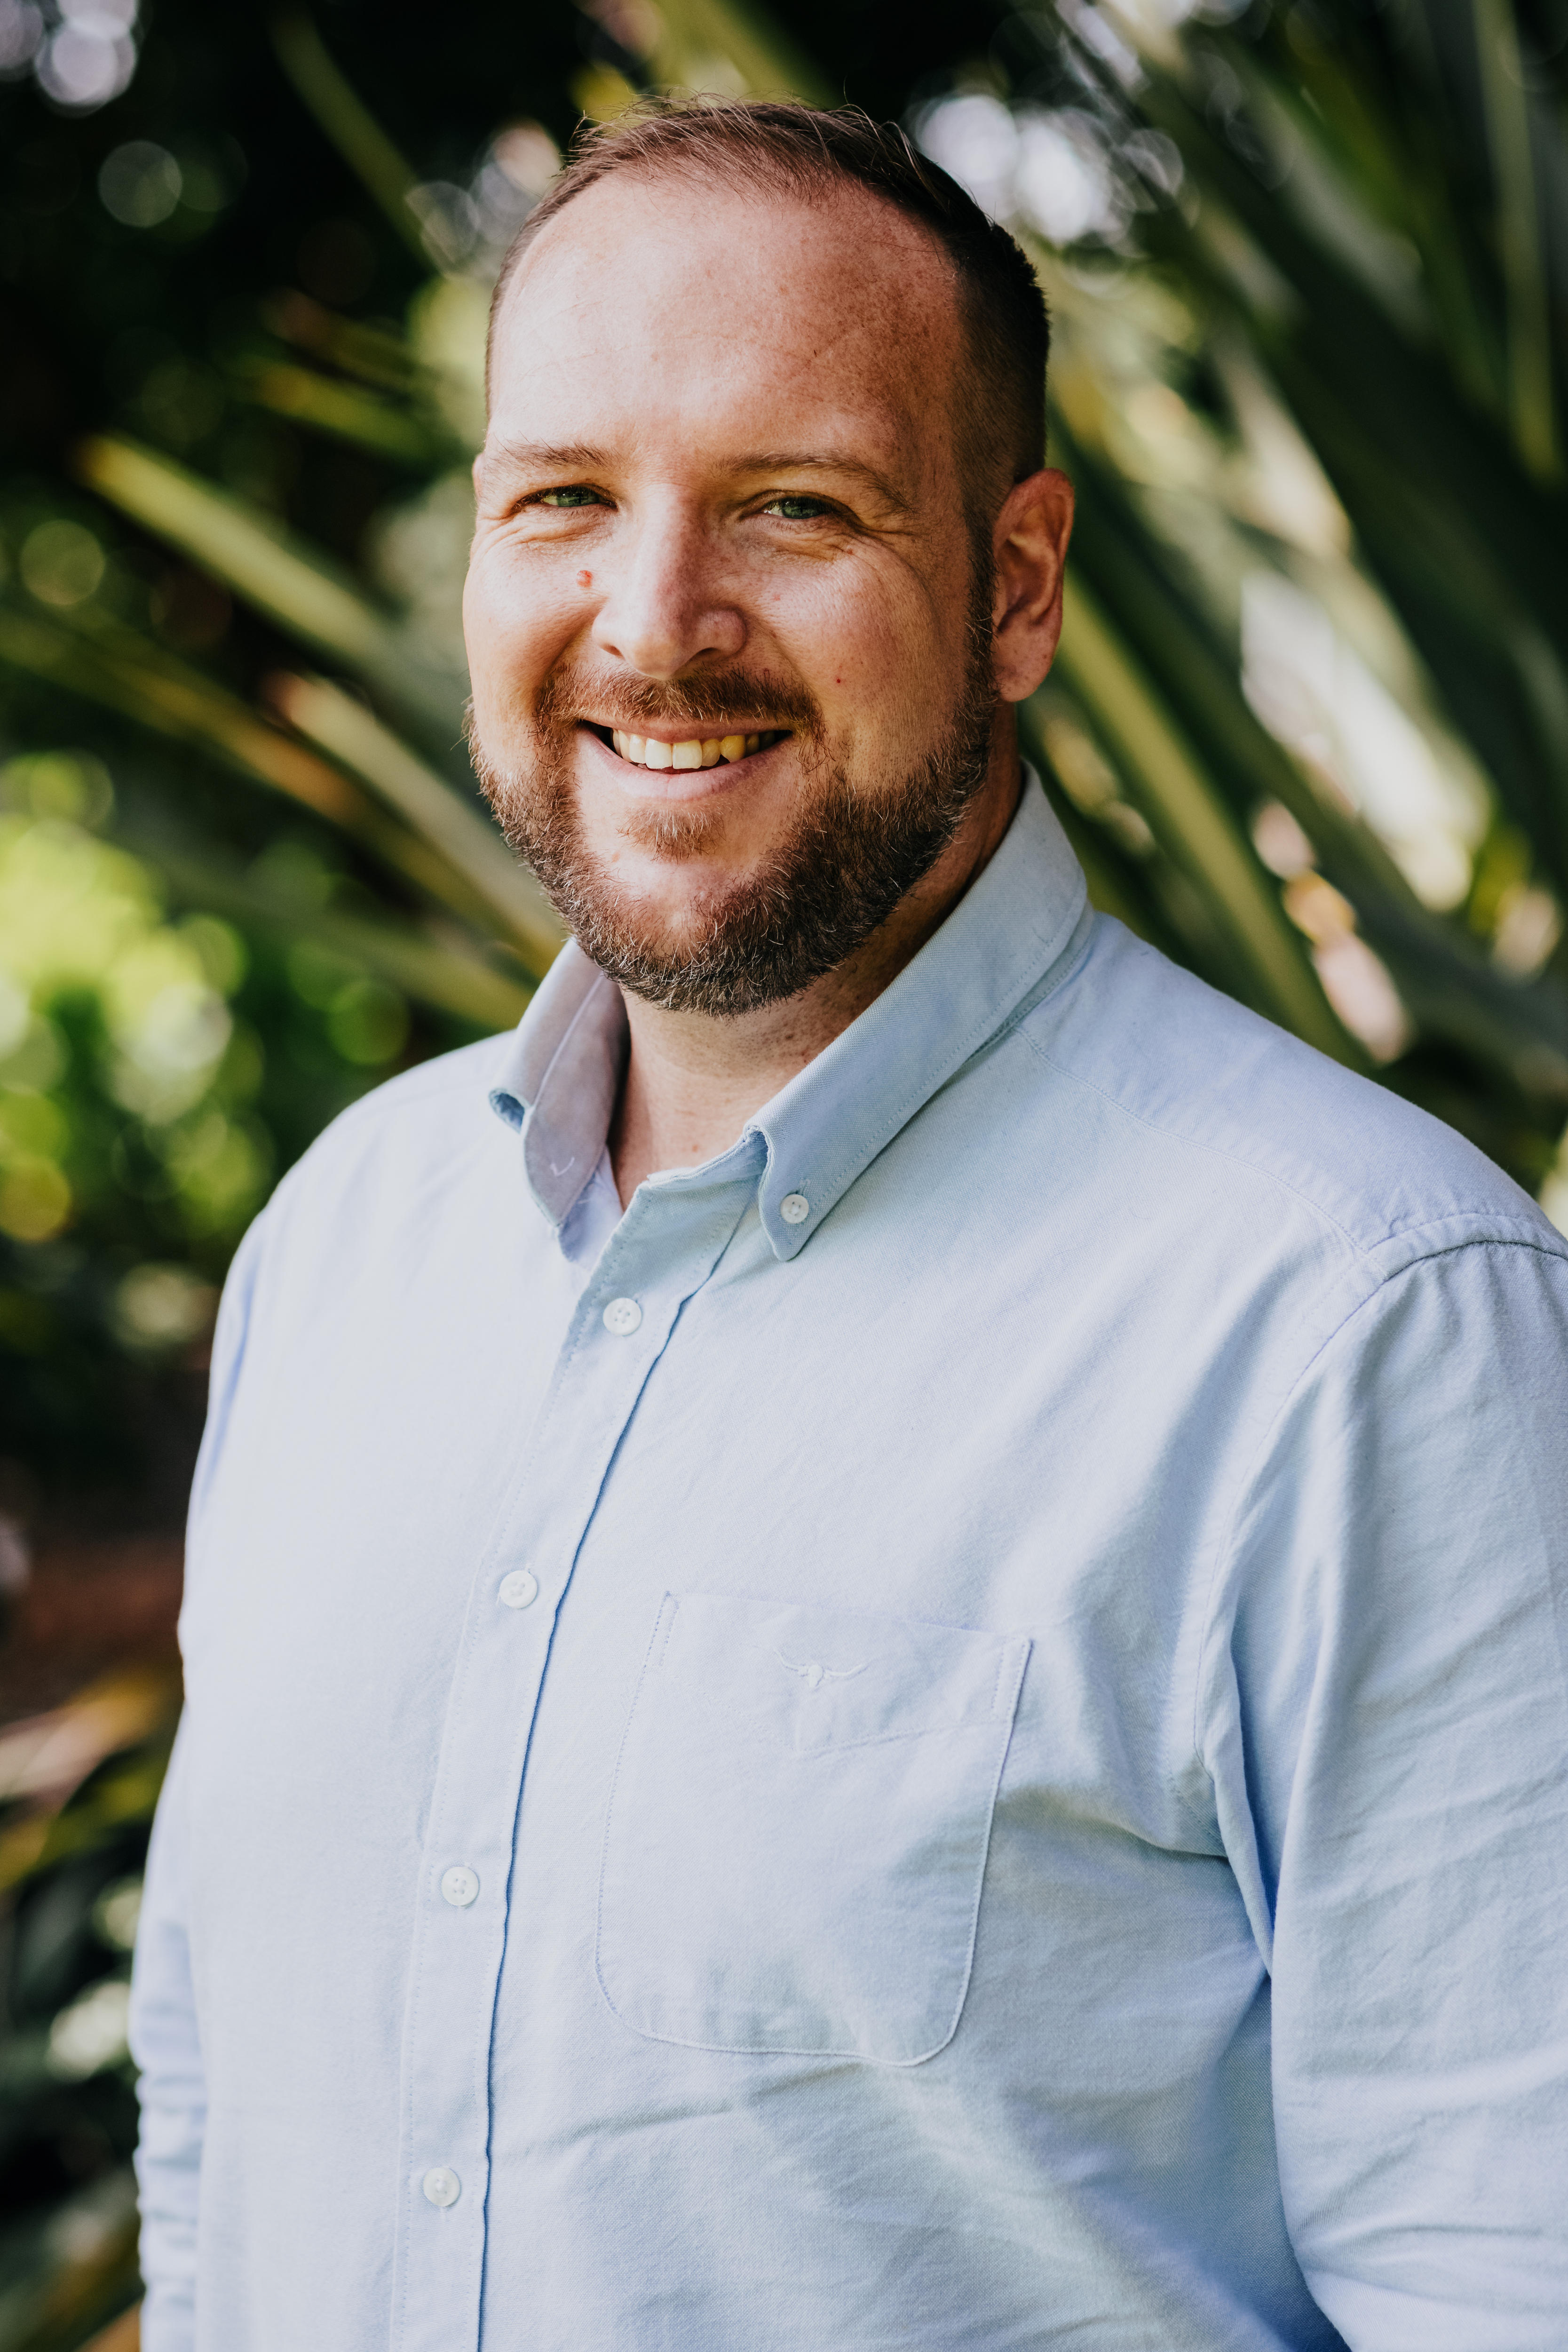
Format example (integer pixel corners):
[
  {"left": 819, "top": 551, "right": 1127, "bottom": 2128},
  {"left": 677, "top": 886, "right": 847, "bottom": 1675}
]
[
  {"left": 798, "top": 568, "right": 962, "bottom": 755},
  {"left": 461, "top": 553, "right": 517, "bottom": 689},
  {"left": 462, "top": 543, "right": 580, "bottom": 706}
]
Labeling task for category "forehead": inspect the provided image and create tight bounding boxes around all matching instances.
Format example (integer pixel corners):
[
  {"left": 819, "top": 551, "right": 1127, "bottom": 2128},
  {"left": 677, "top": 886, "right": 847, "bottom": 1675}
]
[{"left": 487, "top": 171, "right": 964, "bottom": 481}]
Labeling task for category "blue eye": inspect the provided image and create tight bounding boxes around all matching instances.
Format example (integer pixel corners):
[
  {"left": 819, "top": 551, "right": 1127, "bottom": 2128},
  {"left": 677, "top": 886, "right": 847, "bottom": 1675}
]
[
  {"left": 538, "top": 486, "right": 604, "bottom": 508},
  {"left": 764, "top": 496, "right": 829, "bottom": 520}
]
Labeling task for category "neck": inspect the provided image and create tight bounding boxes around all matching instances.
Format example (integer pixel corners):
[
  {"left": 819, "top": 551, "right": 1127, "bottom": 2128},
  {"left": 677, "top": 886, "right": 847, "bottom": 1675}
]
[{"left": 609, "top": 734, "right": 1022, "bottom": 1205}]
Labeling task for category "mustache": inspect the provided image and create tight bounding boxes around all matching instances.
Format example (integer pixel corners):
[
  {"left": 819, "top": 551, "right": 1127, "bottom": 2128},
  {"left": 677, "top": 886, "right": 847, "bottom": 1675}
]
[{"left": 533, "top": 664, "right": 824, "bottom": 739}]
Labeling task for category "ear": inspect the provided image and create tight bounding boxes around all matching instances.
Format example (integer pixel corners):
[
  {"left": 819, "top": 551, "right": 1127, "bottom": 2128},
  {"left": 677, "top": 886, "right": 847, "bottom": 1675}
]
[{"left": 991, "top": 468, "right": 1075, "bottom": 704}]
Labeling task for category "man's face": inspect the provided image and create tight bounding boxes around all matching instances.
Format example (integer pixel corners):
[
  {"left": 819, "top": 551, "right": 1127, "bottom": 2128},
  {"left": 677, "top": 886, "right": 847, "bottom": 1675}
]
[{"left": 465, "top": 171, "right": 1004, "bottom": 1012}]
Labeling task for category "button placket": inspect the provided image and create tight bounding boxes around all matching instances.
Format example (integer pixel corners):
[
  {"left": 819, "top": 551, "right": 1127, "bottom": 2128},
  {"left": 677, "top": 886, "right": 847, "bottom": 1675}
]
[{"left": 389, "top": 1168, "right": 761, "bottom": 2352}]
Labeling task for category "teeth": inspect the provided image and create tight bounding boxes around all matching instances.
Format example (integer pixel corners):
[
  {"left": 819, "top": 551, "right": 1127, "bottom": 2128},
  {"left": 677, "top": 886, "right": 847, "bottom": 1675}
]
[{"left": 609, "top": 729, "right": 778, "bottom": 769}]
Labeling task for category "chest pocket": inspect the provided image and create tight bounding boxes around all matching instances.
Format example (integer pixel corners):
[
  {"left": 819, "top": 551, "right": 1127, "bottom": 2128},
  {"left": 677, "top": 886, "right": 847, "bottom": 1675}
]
[{"left": 595, "top": 1589, "right": 1030, "bottom": 2066}]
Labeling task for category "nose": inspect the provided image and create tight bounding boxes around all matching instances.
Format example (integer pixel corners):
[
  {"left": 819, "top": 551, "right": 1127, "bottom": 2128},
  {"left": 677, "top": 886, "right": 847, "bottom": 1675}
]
[{"left": 590, "top": 495, "right": 745, "bottom": 679}]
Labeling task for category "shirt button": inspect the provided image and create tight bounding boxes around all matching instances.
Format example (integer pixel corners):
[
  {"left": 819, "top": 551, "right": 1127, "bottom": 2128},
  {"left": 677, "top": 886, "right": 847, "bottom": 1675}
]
[
  {"left": 422, "top": 2167, "right": 460, "bottom": 2208},
  {"left": 441, "top": 1866, "right": 479, "bottom": 1907},
  {"left": 602, "top": 1296, "right": 642, "bottom": 1335},
  {"left": 498, "top": 1568, "right": 538, "bottom": 1609},
  {"left": 780, "top": 1192, "right": 810, "bottom": 1225}
]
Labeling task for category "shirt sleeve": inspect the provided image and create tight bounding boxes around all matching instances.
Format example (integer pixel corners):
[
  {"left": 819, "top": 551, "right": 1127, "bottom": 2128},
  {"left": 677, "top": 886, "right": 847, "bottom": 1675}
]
[
  {"left": 1204, "top": 1235, "right": 1568, "bottom": 2350},
  {"left": 129, "top": 1723, "right": 203, "bottom": 2352},
  {"left": 128, "top": 1207, "right": 270, "bottom": 2351}
]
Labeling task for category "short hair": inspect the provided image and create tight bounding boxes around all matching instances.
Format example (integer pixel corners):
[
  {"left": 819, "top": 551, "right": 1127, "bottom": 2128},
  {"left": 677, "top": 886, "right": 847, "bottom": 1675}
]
[{"left": 486, "top": 97, "right": 1049, "bottom": 515}]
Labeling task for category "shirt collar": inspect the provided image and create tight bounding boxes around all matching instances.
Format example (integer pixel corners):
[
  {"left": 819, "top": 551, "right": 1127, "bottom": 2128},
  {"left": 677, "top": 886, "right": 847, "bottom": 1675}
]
[{"left": 489, "top": 769, "right": 1090, "bottom": 1256}]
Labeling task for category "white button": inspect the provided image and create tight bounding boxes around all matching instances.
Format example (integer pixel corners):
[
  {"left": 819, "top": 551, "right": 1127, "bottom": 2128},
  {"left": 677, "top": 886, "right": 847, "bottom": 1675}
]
[
  {"left": 602, "top": 1296, "right": 642, "bottom": 1335},
  {"left": 422, "top": 2166, "right": 460, "bottom": 2207},
  {"left": 498, "top": 1568, "right": 538, "bottom": 1610},
  {"left": 780, "top": 1192, "right": 810, "bottom": 1225},
  {"left": 441, "top": 1865, "right": 479, "bottom": 1908}
]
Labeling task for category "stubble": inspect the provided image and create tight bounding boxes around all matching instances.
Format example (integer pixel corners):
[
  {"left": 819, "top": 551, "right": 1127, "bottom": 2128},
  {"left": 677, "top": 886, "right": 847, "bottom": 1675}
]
[{"left": 467, "top": 579, "right": 998, "bottom": 1018}]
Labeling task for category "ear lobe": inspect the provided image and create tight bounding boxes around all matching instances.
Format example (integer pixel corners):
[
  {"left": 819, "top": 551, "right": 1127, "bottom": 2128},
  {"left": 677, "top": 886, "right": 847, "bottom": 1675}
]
[{"left": 991, "top": 468, "right": 1075, "bottom": 705}]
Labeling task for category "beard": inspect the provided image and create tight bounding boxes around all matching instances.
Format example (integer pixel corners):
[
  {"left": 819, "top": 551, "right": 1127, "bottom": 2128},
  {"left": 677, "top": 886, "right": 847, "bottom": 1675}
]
[{"left": 467, "top": 595, "right": 999, "bottom": 1018}]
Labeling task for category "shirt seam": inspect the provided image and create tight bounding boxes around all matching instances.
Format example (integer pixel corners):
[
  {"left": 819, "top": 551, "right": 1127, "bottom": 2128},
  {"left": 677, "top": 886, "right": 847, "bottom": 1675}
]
[
  {"left": 1187, "top": 1233, "right": 1568, "bottom": 1794},
  {"left": 1018, "top": 1032, "right": 1370, "bottom": 1255},
  {"left": 1017, "top": 1030, "right": 1559, "bottom": 1263}
]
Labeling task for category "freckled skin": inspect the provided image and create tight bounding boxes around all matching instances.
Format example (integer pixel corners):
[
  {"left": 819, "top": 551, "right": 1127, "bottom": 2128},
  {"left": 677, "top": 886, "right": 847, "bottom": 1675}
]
[{"left": 465, "top": 173, "right": 1074, "bottom": 1195}]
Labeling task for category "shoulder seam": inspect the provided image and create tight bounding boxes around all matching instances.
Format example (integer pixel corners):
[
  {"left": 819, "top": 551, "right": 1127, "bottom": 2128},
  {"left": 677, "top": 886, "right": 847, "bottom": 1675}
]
[
  {"left": 1189, "top": 1232, "right": 1568, "bottom": 1784},
  {"left": 1016, "top": 1025, "right": 1547, "bottom": 1264},
  {"left": 1017, "top": 1030, "right": 1363, "bottom": 1255}
]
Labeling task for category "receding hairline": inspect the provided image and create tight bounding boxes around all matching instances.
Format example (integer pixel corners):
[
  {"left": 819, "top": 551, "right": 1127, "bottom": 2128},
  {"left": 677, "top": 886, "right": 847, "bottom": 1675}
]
[
  {"left": 483, "top": 99, "right": 1047, "bottom": 513},
  {"left": 487, "top": 158, "right": 967, "bottom": 394}
]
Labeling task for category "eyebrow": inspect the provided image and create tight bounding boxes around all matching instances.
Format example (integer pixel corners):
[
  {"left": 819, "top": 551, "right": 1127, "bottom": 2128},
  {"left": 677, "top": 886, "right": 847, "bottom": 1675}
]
[
  {"left": 482, "top": 440, "right": 610, "bottom": 478},
  {"left": 480, "top": 440, "right": 907, "bottom": 511},
  {"left": 731, "top": 453, "right": 909, "bottom": 510}
]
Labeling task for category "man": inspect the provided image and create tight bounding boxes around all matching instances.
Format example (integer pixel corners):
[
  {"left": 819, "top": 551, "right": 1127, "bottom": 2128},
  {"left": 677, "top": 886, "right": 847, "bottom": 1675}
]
[{"left": 131, "top": 100, "right": 1568, "bottom": 2351}]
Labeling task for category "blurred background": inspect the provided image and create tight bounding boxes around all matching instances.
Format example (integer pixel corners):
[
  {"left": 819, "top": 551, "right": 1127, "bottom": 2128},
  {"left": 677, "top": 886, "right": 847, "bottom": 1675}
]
[{"left": 2, "top": 0, "right": 1567, "bottom": 2338}]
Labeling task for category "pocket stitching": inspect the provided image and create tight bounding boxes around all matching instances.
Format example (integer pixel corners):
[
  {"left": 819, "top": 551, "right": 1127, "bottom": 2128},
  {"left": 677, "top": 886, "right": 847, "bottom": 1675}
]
[
  {"left": 655, "top": 1599, "right": 1017, "bottom": 1749},
  {"left": 594, "top": 1595, "right": 1033, "bottom": 2067}
]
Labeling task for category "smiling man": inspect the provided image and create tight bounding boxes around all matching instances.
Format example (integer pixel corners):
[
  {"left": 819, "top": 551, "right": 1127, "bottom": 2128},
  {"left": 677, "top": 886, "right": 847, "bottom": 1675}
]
[{"left": 131, "top": 101, "right": 1568, "bottom": 2352}]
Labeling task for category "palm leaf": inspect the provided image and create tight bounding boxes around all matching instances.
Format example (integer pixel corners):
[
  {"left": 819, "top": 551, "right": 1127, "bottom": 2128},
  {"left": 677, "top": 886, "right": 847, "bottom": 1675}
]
[
  {"left": 265, "top": 671, "right": 564, "bottom": 971},
  {"left": 72, "top": 435, "right": 465, "bottom": 755},
  {"left": 1054, "top": 575, "right": 1354, "bottom": 1058}
]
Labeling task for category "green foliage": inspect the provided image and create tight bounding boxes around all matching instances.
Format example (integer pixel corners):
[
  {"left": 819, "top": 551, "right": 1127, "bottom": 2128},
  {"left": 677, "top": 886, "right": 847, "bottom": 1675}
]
[
  {"left": 0, "top": 747, "right": 507, "bottom": 1501},
  {"left": 0, "top": 1673, "right": 175, "bottom": 2350},
  {"left": 982, "top": 0, "right": 1568, "bottom": 1186}
]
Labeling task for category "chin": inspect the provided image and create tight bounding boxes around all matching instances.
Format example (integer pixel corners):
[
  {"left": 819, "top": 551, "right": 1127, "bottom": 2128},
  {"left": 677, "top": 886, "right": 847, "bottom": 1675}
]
[
  {"left": 583, "top": 801, "right": 760, "bottom": 882},
  {"left": 596, "top": 871, "right": 745, "bottom": 952}
]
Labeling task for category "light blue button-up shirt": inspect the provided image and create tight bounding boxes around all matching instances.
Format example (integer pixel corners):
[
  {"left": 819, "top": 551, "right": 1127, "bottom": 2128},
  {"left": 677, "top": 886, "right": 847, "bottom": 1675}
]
[{"left": 131, "top": 777, "right": 1568, "bottom": 2352}]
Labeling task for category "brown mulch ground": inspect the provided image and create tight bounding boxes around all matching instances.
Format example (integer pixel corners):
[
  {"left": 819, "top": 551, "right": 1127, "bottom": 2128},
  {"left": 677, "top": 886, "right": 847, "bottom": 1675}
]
[{"left": 0, "top": 1535, "right": 183, "bottom": 1728}]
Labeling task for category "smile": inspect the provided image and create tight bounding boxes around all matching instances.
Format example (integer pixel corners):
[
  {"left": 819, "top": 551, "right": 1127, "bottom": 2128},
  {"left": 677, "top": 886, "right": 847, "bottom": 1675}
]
[{"left": 607, "top": 729, "right": 786, "bottom": 770}]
